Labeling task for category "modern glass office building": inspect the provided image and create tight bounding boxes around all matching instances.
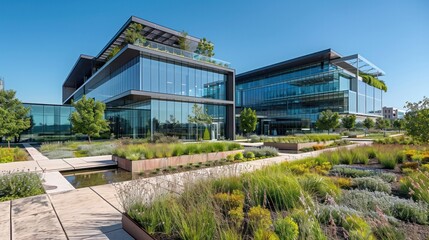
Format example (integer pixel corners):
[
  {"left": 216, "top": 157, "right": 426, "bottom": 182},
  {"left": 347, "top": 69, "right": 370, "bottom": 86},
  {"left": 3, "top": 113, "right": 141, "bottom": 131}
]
[
  {"left": 236, "top": 49, "right": 385, "bottom": 135},
  {"left": 20, "top": 16, "right": 236, "bottom": 141}
]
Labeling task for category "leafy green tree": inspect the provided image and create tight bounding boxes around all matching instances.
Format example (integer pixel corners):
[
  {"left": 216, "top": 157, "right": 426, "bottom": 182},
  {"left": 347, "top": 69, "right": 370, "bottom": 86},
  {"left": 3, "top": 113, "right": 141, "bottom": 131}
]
[
  {"left": 70, "top": 95, "right": 110, "bottom": 143},
  {"left": 178, "top": 31, "right": 190, "bottom": 51},
  {"left": 188, "top": 104, "right": 212, "bottom": 141},
  {"left": 195, "top": 38, "right": 215, "bottom": 57},
  {"left": 239, "top": 108, "right": 257, "bottom": 139},
  {"left": 124, "top": 23, "right": 146, "bottom": 44},
  {"left": 404, "top": 96, "right": 429, "bottom": 143},
  {"left": 363, "top": 117, "right": 374, "bottom": 136},
  {"left": 341, "top": 114, "right": 356, "bottom": 131},
  {"left": 315, "top": 110, "right": 340, "bottom": 134},
  {"left": 0, "top": 90, "right": 31, "bottom": 148},
  {"left": 376, "top": 118, "right": 390, "bottom": 137},
  {"left": 393, "top": 119, "right": 405, "bottom": 133}
]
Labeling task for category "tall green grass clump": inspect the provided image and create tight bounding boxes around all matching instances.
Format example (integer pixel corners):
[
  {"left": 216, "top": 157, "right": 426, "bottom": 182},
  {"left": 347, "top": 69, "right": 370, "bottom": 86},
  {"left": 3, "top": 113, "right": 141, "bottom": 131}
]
[
  {"left": 297, "top": 174, "right": 341, "bottom": 200},
  {"left": 377, "top": 152, "right": 397, "bottom": 169},
  {"left": 243, "top": 170, "right": 302, "bottom": 211},
  {"left": 400, "top": 170, "right": 429, "bottom": 204}
]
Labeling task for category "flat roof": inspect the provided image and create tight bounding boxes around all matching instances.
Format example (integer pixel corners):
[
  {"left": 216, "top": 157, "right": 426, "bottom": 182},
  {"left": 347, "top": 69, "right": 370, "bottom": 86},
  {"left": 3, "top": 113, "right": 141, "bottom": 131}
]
[{"left": 237, "top": 49, "right": 386, "bottom": 81}]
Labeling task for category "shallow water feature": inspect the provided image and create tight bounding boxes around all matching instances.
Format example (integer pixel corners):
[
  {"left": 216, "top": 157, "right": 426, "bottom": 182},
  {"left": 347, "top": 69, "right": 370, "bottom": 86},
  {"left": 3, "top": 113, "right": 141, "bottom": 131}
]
[{"left": 62, "top": 167, "right": 141, "bottom": 188}]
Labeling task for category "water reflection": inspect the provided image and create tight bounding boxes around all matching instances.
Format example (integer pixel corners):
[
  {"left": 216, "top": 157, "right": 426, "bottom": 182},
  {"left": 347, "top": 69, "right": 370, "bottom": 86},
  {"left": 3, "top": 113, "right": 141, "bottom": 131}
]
[{"left": 62, "top": 168, "right": 141, "bottom": 188}]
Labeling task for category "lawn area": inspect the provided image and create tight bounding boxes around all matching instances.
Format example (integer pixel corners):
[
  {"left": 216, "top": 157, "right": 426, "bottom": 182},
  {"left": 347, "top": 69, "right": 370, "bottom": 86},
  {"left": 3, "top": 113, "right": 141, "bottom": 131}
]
[{"left": 118, "top": 143, "right": 429, "bottom": 239}]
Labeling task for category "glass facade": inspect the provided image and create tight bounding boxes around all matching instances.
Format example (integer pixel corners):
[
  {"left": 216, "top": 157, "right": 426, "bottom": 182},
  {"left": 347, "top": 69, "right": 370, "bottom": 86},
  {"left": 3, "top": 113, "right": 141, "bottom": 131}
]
[
  {"left": 236, "top": 62, "right": 383, "bottom": 135},
  {"left": 140, "top": 56, "right": 227, "bottom": 100},
  {"left": 21, "top": 104, "right": 150, "bottom": 141}
]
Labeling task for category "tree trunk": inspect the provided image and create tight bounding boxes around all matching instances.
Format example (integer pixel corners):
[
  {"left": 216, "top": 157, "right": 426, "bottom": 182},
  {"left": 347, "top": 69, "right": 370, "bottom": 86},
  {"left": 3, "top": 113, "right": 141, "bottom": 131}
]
[
  {"left": 88, "top": 135, "right": 92, "bottom": 144},
  {"left": 8, "top": 140, "right": 10, "bottom": 149}
]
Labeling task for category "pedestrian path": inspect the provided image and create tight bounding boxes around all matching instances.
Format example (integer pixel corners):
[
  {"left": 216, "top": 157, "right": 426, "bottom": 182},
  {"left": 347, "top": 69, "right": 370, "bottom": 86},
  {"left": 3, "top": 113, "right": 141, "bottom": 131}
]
[
  {"left": 0, "top": 142, "right": 369, "bottom": 240},
  {"left": 22, "top": 143, "right": 49, "bottom": 161}
]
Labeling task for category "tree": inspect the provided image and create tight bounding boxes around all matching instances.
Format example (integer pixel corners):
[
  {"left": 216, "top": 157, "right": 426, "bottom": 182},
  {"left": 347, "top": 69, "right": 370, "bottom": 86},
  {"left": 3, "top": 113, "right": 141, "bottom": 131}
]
[
  {"left": 404, "top": 96, "right": 429, "bottom": 143},
  {"left": 363, "top": 117, "right": 374, "bottom": 136},
  {"left": 0, "top": 90, "right": 31, "bottom": 148},
  {"left": 393, "top": 119, "right": 405, "bottom": 133},
  {"left": 341, "top": 115, "right": 356, "bottom": 131},
  {"left": 375, "top": 118, "right": 390, "bottom": 137},
  {"left": 178, "top": 31, "right": 190, "bottom": 51},
  {"left": 188, "top": 104, "right": 212, "bottom": 141},
  {"left": 315, "top": 110, "right": 340, "bottom": 134},
  {"left": 70, "top": 95, "right": 110, "bottom": 143},
  {"left": 195, "top": 38, "right": 215, "bottom": 57},
  {"left": 239, "top": 108, "right": 257, "bottom": 139}
]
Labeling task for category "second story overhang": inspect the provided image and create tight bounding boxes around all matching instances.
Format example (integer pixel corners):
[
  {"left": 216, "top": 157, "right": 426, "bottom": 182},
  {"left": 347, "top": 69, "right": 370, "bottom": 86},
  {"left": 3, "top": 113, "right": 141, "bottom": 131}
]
[{"left": 63, "top": 43, "right": 235, "bottom": 104}]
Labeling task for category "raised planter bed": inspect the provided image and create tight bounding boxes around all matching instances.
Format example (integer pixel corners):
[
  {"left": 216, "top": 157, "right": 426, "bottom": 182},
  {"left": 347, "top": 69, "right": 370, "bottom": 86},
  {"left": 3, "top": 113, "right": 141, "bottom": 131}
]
[
  {"left": 263, "top": 141, "right": 334, "bottom": 151},
  {"left": 348, "top": 134, "right": 365, "bottom": 138},
  {"left": 122, "top": 213, "right": 155, "bottom": 240},
  {"left": 114, "top": 150, "right": 243, "bottom": 172}
]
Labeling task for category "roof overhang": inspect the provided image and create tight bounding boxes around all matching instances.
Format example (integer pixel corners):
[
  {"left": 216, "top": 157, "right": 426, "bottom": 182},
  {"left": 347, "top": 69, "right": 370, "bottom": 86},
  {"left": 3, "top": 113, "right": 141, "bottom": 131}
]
[
  {"left": 97, "top": 16, "right": 201, "bottom": 61},
  {"left": 62, "top": 55, "right": 97, "bottom": 88},
  {"left": 236, "top": 49, "right": 342, "bottom": 81},
  {"left": 331, "top": 54, "right": 385, "bottom": 76}
]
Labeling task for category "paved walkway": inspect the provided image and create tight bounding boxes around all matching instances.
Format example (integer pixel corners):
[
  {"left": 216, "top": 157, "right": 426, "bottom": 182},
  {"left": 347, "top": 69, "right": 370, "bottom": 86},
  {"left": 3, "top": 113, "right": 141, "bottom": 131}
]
[{"left": 22, "top": 143, "right": 49, "bottom": 161}]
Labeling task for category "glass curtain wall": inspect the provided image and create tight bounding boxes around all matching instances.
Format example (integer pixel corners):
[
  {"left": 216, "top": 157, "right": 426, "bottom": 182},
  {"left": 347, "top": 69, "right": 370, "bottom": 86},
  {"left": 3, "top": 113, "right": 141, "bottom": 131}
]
[
  {"left": 150, "top": 100, "right": 226, "bottom": 140},
  {"left": 140, "top": 56, "right": 227, "bottom": 100}
]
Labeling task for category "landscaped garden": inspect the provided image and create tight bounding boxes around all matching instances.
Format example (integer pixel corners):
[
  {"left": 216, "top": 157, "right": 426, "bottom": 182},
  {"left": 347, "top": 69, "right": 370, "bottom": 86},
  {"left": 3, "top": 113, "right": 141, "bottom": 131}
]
[
  {"left": 0, "top": 146, "right": 29, "bottom": 163},
  {"left": 118, "top": 143, "right": 429, "bottom": 239},
  {"left": 0, "top": 170, "right": 44, "bottom": 201}
]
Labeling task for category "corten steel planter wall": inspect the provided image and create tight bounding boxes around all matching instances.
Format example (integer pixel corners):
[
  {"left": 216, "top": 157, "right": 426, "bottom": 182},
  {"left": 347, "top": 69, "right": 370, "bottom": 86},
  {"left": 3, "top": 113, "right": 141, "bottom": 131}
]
[
  {"left": 122, "top": 213, "right": 156, "bottom": 240},
  {"left": 263, "top": 141, "right": 334, "bottom": 151},
  {"left": 114, "top": 150, "right": 243, "bottom": 172}
]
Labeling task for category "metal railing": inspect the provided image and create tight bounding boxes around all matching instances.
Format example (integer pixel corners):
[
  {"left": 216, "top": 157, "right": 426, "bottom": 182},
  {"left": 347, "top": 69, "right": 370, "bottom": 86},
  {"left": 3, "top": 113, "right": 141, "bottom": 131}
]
[{"left": 134, "top": 39, "right": 231, "bottom": 68}]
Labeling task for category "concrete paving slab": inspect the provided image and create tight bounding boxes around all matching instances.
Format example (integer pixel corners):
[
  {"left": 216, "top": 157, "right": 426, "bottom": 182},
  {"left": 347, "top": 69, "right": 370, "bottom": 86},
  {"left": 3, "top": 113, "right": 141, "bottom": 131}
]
[
  {"left": 50, "top": 188, "right": 123, "bottom": 239},
  {"left": 12, "top": 209, "right": 66, "bottom": 240},
  {"left": 11, "top": 194, "right": 66, "bottom": 240},
  {"left": 0, "top": 201, "right": 10, "bottom": 240},
  {"left": 11, "top": 195, "right": 51, "bottom": 219},
  {"left": 37, "top": 159, "right": 74, "bottom": 172},
  {"left": 90, "top": 185, "right": 122, "bottom": 211},
  {"left": 42, "top": 171, "right": 75, "bottom": 194}
]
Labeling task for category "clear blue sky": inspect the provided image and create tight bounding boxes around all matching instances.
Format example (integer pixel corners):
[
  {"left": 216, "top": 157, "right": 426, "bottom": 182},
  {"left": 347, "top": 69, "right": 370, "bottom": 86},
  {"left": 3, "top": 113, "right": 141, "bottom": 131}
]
[{"left": 1, "top": 0, "right": 428, "bottom": 109}]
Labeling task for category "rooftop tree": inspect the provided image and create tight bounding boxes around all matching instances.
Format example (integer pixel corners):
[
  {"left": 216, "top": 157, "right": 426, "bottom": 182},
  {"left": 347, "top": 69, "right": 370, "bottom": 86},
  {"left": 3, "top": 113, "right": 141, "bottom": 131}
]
[
  {"left": 0, "top": 90, "right": 31, "bottom": 148},
  {"left": 178, "top": 31, "right": 190, "bottom": 51},
  {"left": 195, "top": 38, "right": 215, "bottom": 57},
  {"left": 70, "top": 95, "right": 110, "bottom": 143},
  {"left": 315, "top": 110, "right": 340, "bottom": 134}
]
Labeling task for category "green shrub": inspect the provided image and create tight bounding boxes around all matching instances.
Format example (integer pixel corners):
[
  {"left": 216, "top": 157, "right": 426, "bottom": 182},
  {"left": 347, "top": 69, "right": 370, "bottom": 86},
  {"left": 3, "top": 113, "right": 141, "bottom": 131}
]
[
  {"left": 393, "top": 201, "right": 428, "bottom": 224},
  {"left": 203, "top": 128, "right": 210, "bottom": 140},
  {"left": 274, "top": 217, "right": 299, "bottom": 240},
  {"left": 401, "top": 161, "right": 419, "bottom": 170},
  {"left": 243, "top": 151, "right": 255, "bottom": 159},
  {"left": 330, "top": 166, "right": 373, "bottom": 178},
  {"left": 0, "top": 171, "right": 44, "bottom": 201},
  {"left": 226, "top": 154, "right": 235, "bottom": 161},
  {"left": 351, "top": 177, "right": 391, "bottom": 193},
  {"left": 264, "top": 134, "right": 341, "bottom": 144},
  {"left": 248, "top": 206, "right": 272, "bottom": 231},
  {"left": 234, "top": 152, "right": 244, "bottom": 161},
  {"left": 212, "top": 176, "right": 243, "bottom": 193},
  {"left": 367, "top": 147, "right": 377, "bottom": 159}
]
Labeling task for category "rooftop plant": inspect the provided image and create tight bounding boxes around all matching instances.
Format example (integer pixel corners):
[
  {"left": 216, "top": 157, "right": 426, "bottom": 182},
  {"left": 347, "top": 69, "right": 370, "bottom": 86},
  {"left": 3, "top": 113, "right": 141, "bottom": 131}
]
[{"left": 360, "top": 73, "right": 387, "bottom": 92}]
